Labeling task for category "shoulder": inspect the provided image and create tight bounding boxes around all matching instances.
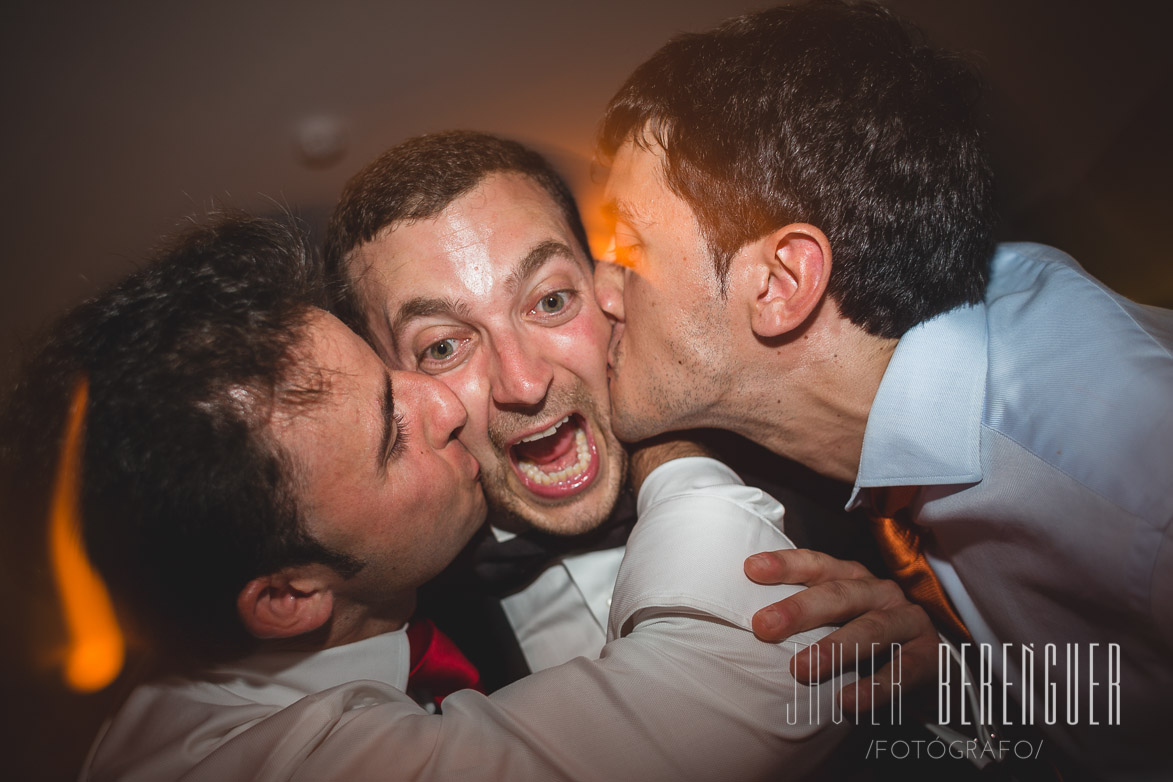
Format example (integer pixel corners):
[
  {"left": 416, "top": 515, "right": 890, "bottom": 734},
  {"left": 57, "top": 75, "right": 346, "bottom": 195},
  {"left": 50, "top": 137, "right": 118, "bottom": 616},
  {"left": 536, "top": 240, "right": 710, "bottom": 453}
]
[
  {"left": 981, "top": 243, "right": 1173, "bottom": 525},
  {"left": 987, "top": 243, "right": 1173, "bottom": 350}
]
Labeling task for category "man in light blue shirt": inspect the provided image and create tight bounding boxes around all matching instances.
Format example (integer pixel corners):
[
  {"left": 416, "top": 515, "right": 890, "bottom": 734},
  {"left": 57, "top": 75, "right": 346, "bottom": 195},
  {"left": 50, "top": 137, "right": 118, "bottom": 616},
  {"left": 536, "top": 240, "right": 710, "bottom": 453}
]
[
  {"left": 593, "top": 2, "right": 1172, "bottom": 778},
  {"left": 849, "top": 242, "right": 1173, "bottom": 775}
]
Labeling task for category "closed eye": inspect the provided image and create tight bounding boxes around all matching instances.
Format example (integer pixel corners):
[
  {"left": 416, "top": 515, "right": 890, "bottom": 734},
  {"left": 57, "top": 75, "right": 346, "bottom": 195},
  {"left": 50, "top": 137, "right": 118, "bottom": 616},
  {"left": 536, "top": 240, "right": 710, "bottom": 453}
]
[
  {"left": 611, "top": 242, "right": 642, "bottom": 270},
  {"left": 387, "top": 408, "right": 408, "bottom": 461}
]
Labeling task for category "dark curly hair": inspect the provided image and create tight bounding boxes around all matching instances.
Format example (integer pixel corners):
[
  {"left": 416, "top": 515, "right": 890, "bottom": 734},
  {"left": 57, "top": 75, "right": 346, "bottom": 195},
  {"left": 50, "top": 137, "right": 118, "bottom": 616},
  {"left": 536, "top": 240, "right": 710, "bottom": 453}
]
[{"left": 1, "top": 213, "right": 361, "bottom": 665}]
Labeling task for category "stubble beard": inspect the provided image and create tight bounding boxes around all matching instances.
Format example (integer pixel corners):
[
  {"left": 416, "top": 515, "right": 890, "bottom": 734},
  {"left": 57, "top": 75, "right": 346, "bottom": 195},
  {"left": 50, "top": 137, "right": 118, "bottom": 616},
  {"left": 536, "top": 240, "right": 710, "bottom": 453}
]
[{"left": 481, "top": 382, "right": 628, "bottom": 536}]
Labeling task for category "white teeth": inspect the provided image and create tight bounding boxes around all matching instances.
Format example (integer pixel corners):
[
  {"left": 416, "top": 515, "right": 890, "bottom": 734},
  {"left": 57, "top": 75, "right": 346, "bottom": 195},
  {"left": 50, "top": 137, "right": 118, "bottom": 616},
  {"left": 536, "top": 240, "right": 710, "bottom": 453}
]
[
  {"left": 517, "top": 427, "right": 590, "bottom": 486},
  {"left": 518, "top": 415, "right": 570, "bottom": 444}
]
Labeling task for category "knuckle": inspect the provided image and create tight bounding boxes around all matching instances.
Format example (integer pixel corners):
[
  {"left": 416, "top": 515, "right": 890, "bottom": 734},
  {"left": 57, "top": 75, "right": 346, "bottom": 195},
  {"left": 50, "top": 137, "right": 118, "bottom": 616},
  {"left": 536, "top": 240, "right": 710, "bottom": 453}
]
[
  {"left": 824, "top": 578, "right": 853, "bottom": 605},
  {"left": 877, "top": 579, "right": 905, "bottom": 604},
  {"left": 902, "top": 602, "right": 933, "bottom": 627},
  {"left": 843, "top": 559, "right": 870, "bottom": 579},
  {"left": 779, "top": 597, "right": 805, "bottom": 625},
  {"left": 851, "top": 614, "right": 886, "bottom": 642},
  {"left": 870, "top": 662, "right": 896, "bottom": 687},
  {"left": 790, "top": 548, "right": 821, "bottom": 574},
  {"left": 760, "top": 549, "right": 795, "bottom": 574}
]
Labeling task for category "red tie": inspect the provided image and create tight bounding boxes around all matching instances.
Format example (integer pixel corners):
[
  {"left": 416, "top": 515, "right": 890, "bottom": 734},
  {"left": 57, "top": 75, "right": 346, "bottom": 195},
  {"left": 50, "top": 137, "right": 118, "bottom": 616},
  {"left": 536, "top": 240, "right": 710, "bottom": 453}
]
[
  {"left": 867, "top": 486, "right": 972, "bottom": 644},
  {"left": 406, "top": 618, "right": 482, "bottom": 709}
]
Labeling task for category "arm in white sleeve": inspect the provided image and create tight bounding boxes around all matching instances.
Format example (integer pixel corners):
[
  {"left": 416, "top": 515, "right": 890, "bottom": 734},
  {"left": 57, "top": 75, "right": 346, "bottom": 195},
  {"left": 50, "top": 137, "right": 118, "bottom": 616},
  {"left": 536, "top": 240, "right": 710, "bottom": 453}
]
[{"left": 95, "top": 458, "right": 851, "bottom": 782}]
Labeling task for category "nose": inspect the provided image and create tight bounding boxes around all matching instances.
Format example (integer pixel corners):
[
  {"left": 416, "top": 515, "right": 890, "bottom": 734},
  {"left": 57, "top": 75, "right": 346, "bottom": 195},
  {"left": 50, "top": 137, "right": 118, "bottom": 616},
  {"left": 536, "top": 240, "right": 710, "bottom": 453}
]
[
  {"left": 594, "top": 261, "right": 626, "bottom": 322},
  {"left": 392, "top": 370, "right": 468, "bottom": 449},
  {"left": 488, "top": 330, "right": 553, "bottom": 408}
]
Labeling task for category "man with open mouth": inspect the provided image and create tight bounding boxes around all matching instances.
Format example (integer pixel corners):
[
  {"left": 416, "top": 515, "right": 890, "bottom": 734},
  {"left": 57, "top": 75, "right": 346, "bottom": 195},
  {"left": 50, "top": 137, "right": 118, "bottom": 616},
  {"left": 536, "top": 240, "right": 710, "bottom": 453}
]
[{"left": 324, "top": 130, "right": 935, "bottom": 695}]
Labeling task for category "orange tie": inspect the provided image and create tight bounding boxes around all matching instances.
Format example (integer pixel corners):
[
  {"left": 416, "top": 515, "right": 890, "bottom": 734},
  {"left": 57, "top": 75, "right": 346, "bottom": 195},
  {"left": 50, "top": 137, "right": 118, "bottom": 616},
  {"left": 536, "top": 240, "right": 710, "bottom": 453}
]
[{"left": 867, "top": 486, "right": 971, "bottom": 644}]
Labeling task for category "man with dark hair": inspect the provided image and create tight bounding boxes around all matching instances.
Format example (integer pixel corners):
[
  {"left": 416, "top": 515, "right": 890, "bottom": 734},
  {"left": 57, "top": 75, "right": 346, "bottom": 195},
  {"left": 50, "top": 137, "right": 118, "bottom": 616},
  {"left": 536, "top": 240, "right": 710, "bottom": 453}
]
[
  {"left": 324, "top": 129, "right": 937, "bottom": 700},
  {"left": 593, "top": 1, "right": 1172, "bottom": 777},
  {"left": 4, "top": 214, "right": 384, "bottom": 666},
  {"left": 6, "top": 213, "right": 858, "bottom": 780}
]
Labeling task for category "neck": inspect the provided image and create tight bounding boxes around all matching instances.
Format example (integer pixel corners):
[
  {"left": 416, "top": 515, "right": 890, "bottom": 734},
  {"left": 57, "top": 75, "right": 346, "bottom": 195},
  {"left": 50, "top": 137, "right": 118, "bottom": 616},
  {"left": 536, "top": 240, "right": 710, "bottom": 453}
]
[
  {"left": 718, "top": 314, "right": 897, "bottom": 483},
  {"left": 269, "top": 591, "right": 416, "bottom": 654},
  {"left": 327, "top": 597, "right": 415, "bottom": 647}
]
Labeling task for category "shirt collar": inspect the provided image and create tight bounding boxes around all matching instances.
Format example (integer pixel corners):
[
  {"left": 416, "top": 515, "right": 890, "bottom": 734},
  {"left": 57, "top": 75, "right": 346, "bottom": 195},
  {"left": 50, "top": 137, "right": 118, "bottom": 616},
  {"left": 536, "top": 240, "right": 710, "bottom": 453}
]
[
  {"left": 207, "top": 627, "right": 411, "bottom": 704},
  {"left": 848, "top": 303, "right": 987, "bottom": 509},
  {"left": 490, "top": 525, "right": 517, "bottom": 543}
]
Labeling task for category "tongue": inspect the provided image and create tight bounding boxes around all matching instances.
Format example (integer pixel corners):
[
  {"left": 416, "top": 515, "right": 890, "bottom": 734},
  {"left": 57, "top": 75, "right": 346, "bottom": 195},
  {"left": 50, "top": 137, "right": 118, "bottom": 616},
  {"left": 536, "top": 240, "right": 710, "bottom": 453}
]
[{"left": 513, "top": 420, "right": 578, "bottom": 471}]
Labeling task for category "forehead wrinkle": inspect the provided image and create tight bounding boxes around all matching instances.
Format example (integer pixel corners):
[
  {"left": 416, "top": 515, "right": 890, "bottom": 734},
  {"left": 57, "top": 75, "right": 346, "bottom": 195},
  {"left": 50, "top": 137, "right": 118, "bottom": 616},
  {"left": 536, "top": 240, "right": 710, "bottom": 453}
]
[{"left": 504, "top": 240, "right": 578, "bottom": 296}]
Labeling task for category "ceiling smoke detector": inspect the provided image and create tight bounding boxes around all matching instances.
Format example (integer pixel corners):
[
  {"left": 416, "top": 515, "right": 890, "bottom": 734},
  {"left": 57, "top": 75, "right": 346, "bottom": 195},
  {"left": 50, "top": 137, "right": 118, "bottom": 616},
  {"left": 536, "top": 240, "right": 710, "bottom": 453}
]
[{"left": 295, "top": 114, "right": 348, "bottom": 169}]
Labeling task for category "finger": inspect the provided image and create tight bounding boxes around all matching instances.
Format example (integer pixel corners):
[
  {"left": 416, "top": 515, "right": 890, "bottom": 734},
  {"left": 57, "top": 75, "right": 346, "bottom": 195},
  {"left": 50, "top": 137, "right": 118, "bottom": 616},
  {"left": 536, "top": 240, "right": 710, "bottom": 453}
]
[
  {"left": 790, "top": 602, "right": 934, "bottom": 681},
  {"left": 745, "top": 549, "right": 871, "bottom": 586},
  {"left": 752, "top": 576, "right": 907, "bottom": 642},
  {"left": 838, "top": 632, "right": 939, "bottom": 712}
]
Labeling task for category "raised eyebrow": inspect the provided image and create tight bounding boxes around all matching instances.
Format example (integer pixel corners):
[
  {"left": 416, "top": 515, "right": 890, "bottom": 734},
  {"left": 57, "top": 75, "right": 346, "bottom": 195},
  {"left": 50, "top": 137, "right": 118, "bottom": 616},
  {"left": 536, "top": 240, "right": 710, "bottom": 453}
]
[
  {"left": 389, "top": 296, "right": 471, "bottom": 341},
  {"left": 505, "top": 240, "right": 579, "bottom": 295},
  {"left": 377, "top": 372, "right": 395, "bottom": 472}
]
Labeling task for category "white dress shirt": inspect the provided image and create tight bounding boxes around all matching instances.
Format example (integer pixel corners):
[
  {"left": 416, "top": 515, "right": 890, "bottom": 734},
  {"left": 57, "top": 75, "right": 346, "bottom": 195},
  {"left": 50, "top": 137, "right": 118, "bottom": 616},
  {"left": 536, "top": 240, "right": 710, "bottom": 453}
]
[
  {"left": 498, "top": 540, "right": 623, "bottom": 671},
  {"left": 82, "top": 457, "right": 850, "bottom": 782}
]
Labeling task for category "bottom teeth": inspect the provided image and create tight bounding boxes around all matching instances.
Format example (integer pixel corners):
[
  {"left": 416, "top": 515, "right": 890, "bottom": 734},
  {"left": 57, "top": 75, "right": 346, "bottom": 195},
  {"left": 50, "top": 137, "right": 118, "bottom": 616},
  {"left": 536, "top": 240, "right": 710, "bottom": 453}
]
[{"left": 517, "top": 428, "right": 590, "bottom": 485}]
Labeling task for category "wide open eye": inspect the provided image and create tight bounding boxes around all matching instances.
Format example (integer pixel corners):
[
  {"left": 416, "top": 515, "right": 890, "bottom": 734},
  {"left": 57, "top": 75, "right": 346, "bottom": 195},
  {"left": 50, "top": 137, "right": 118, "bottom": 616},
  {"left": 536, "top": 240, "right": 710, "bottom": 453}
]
[
  {"left": 410, "top": 324, "right": 475, "bottom": 374},
  {"left": 423, "top": 338, "right": 460, "bottom": 362},
  {"left": 535, "top": 291, "right": 569, "bottom": 315}
]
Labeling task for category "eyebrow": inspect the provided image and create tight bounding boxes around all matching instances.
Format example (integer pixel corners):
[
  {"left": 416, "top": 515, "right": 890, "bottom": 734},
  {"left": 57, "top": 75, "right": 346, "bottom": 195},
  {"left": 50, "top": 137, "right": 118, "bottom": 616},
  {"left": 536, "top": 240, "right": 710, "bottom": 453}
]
[
  {"left": 504, "top": 240, "right": 578, "bottom": 295},
  {"left": 377, "top": 372, "right": 395, "bottom": 472},
  {"left": 602, "top": 199, "right": 648, "bottom": 229},
  {"left": 389, "top": 295, "right": 471, "bottom": 340},
  {"left": 387, "top": 240, "right": 579, "bottom": 337}
]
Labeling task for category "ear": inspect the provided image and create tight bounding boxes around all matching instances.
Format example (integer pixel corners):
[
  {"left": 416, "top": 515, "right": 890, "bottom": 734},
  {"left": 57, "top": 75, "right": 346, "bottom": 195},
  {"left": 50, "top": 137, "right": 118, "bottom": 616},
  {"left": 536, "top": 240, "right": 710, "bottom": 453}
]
[
  {"left": 236, "top": 566, "right": 335, "bottom": 640},
  {"left": 747, "top": 223, "right": 831, "bottom": 338}
]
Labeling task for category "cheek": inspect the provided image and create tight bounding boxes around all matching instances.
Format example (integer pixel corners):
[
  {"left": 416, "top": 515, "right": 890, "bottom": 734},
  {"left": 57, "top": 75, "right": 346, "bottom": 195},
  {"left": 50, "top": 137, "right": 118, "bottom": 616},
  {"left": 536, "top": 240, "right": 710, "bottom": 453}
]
[
  {"left": 622, "top": 279, "right": 662, "bottom": 352},
  {"left": 544, "top": 309, "right": 611, "bottom": 386},
  {"left": 443, "top": 372, "right": 496, "bottom": 457}
]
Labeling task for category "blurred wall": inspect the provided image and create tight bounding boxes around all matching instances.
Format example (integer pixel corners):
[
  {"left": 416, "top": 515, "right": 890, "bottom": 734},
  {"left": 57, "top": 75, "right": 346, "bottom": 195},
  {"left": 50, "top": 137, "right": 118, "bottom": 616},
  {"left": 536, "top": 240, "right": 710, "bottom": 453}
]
[{"left": 1, "top": 1, "right": 1170, "bottom": 777}]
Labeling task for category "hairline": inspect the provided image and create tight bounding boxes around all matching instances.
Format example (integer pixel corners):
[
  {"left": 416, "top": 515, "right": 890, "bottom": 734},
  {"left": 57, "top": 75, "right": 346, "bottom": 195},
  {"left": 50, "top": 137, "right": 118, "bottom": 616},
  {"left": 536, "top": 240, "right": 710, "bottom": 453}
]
[{"left": 344, "top": 171, "right": 593, "bottom": 356}]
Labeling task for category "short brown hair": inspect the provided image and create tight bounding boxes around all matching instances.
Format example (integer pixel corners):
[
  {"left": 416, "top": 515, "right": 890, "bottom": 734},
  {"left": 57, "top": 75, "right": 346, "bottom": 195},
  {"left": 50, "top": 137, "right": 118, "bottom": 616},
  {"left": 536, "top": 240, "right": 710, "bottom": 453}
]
[{"left": 324, "top": 131, "right": 590, "bottom": 343}]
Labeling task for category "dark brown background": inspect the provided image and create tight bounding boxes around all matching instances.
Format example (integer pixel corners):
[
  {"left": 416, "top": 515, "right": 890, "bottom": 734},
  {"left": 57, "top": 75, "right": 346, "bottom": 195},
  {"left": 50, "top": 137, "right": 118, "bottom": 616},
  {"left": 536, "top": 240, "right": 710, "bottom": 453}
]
[{"left": 2, "top": 1, "right": 1170, "bottom": 778}]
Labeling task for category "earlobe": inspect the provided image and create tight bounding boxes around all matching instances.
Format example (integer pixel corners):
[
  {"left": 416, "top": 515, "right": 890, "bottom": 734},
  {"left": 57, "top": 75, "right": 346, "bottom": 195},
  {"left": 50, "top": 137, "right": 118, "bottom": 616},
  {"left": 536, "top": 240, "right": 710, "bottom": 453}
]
[
  {"left": 237, "top": 570, "right": 334, "bottom": 640},
  {"left": 750, "top": 224, "right": 831, "bottom": 338}
]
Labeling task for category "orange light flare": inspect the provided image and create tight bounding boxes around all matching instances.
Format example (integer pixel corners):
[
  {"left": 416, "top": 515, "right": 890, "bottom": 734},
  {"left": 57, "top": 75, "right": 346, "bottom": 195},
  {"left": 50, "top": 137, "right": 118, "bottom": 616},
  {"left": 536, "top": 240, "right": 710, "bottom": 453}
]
[
  {"left": 48, "top": 377, "right": 125, "bottom": 692},
  {"left": 573, "top": 178, "right": 616, "bottom": 268},
  {"left": 580, "top": 186, "right": 642, "bottom": 272}
]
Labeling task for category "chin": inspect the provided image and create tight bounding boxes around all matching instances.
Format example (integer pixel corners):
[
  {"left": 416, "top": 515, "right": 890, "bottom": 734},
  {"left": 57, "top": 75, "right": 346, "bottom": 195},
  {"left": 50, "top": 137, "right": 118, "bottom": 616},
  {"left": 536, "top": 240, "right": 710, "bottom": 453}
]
[
  {"left": 608, "top": 409, "right": 659, "bottom": 445},
  {"left": 487, "top": 473, "right": 622, "bottom": 536}
]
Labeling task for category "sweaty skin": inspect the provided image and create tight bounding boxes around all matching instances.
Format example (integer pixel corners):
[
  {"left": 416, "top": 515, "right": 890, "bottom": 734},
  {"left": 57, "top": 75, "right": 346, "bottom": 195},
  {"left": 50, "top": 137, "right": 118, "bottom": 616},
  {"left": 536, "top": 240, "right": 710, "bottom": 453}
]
[{"left": 350, "top": 173, "right": 626, "bottom": 536}]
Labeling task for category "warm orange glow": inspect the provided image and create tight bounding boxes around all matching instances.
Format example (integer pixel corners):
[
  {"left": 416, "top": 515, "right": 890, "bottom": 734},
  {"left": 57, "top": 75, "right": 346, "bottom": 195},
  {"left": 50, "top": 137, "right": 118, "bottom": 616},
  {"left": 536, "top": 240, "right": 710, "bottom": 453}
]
[
  {"left": 49, "top": 377, "right": 125, "bottom": 692},
  {"left": 581, "top": 189, "right": 638, "bottom": 271},
  {"left": 587, "top": 230, "right": 613, "bottom": 265},
  {"left": 576, "top": 179, "right": 613, "bottom": 264}
]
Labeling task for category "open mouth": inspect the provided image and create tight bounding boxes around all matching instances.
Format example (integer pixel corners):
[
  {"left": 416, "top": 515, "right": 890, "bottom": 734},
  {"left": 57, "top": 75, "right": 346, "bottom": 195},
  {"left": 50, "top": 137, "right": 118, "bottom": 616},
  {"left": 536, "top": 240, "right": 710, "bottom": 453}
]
[{"left": 508, "top": 413, "right": 600, "bottom": 500}]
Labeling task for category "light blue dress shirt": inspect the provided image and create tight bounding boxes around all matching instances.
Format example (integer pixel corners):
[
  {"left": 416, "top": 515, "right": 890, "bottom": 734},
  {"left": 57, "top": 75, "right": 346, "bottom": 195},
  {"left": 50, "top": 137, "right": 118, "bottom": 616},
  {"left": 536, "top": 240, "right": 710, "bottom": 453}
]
[{"left": 851, "top": 243, "right": 1172, "bottom": 780}]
